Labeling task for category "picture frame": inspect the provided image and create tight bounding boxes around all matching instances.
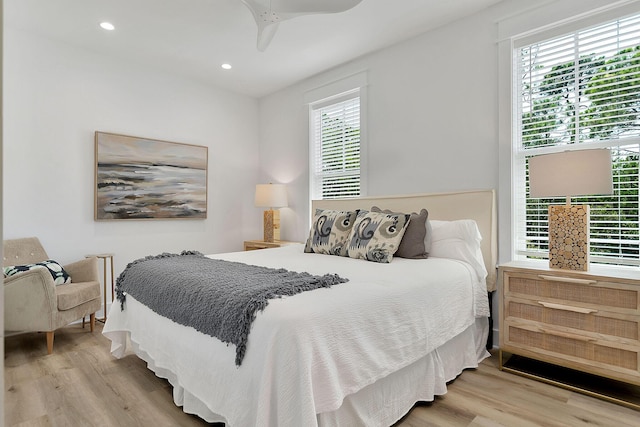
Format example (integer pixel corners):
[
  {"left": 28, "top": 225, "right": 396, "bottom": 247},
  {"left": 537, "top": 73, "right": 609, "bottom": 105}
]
[{"left": 95, "top": 131, "right": 208, "bottom": 220}]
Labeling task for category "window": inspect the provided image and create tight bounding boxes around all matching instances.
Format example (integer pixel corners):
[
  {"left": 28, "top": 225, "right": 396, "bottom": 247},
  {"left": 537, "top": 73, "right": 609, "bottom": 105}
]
[
  {"left": 514, "top": 13, "right": 640, "bottom": 266},
  {"left": 310, "top": 90, "right": 363, "bottom": 199}
]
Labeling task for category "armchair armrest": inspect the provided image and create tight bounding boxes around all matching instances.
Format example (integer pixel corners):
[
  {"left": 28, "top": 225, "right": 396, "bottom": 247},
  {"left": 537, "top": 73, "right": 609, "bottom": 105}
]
[
  {"left": 4, "top": 268, "right": 57, "bottom": 332},
  {"left": 64, "top": 257, "right": 99, "bottom": 283}
]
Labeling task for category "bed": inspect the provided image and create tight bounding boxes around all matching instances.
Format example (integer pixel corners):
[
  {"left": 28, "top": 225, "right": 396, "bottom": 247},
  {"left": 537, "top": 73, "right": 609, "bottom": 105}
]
[{"left": 103, "top": 189, "right": 497, "bottom": 426}]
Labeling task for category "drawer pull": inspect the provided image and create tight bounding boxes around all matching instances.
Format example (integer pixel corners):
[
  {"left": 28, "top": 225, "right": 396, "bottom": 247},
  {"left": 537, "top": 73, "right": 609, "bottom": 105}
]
[
  {"left": 538, "top": 327, "right": 597, "bottom": 342},
  {"left": 537, "top": 275, "right": 597, "bottom": 285},
  {"left": 538, "top": 301, "right": 598, "bottom": 314}
]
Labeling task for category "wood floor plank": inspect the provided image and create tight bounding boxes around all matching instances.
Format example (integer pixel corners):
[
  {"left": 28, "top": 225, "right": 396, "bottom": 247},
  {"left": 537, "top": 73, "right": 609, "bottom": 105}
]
[
  {"left": 4, "top": 375, "right": 50, "bottom": 426},
  {"left": 11, "top": 415, "right": 51, "bottom": 427},
  {"left": 433, "top": 388, "right": 552, "bottom": 427},
  {"left": 441, "top": 361, "right": 637, "bottom": 427},
  {"left": 467, "top": 415, "right": 508, "bottom": 427},
  {"left": 400, "top": 399, "right": 475, "bottom": 426},
  {"left": 566, "top": 392, "right": 640, "bottom": 426},
  {"left": 5, "top": 324, "right": 639, "bottom": 426}
]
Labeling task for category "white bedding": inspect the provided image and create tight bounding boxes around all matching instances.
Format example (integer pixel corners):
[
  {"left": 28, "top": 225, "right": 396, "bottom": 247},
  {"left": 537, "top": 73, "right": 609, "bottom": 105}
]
[{"left": 103, "top": 243, "right": 490, "bottom": 426}]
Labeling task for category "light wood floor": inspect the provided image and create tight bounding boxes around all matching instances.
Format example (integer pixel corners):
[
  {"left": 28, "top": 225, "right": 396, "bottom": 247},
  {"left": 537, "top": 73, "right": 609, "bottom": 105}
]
[{"left": 4, "top": 324, "right": 639, "bottom": 427}]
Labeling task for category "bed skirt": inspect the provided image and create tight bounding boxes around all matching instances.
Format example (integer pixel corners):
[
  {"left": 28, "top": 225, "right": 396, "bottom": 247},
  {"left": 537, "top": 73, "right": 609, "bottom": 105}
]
[{"left": 104, "top": 297, "right": 490, "bottom": 427}]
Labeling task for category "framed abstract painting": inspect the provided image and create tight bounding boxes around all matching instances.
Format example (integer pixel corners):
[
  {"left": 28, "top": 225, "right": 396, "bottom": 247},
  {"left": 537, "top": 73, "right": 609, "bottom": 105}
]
[{"left": 95, "top": 132, "right": 208, "bottom": 220}]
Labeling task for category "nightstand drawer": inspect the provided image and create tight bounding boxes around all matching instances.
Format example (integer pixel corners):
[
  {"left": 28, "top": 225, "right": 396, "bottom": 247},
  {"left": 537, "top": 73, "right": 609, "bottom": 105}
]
[
  {"left": 505, "top": 298, "right": 640, "bottom": 342},
  {"left": 506, "top": 324, "right": 640, "bottom": 374},
  {"left": 505, "top": 272, "right": 639, "bottom": 313}
]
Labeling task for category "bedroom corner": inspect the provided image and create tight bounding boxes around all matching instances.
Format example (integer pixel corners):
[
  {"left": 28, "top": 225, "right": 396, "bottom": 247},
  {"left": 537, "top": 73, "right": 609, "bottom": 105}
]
[{"left": 2, "top": 21, "right": 262, "bottom": 298}]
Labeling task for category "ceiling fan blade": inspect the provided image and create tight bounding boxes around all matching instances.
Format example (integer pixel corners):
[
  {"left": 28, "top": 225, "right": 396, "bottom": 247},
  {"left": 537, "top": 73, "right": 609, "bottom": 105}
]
[
  {"left": 263, "top": 0, "right": 364, "bottom": 14},
  {"left": 256, "top": 22, "right": 280, "bottom": 52},
  {"left": 241, "top": 0, "right": 282, "bottom": 51},
  {"left": 240, "top": 0, "right": 364, "bottom": 51}
]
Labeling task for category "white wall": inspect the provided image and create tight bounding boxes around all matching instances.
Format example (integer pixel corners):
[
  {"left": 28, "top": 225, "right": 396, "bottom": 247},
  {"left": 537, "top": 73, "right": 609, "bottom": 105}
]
[
  {"left": 258, "top": 5, "right": 501, "bottom": 244},
  {"left": 257, "top": 0, "right": 637, "bottom": 342},
  {"left": 3, "top": 28, "right": 262, "bottom": 317},
  {"left": 259, "top": 0, "right": 636, "bottom": 242}
]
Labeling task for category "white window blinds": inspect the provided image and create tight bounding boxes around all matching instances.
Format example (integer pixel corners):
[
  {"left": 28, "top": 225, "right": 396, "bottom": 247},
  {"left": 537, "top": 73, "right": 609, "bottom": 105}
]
[
  {"left": 310, "top": 92, "right": 361, "bottom": 199},
  {"left": 514, "top": 13, "right": 640, "bottom": 266}
]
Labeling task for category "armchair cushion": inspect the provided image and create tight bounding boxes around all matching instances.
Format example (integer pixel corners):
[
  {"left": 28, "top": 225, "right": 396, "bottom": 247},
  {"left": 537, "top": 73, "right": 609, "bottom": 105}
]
[
  {"left": 4, "top": 260, "right": 71, "bottom": 285},
  {"left": 56, "top": 281, "right": 101, "bottom": 311}
]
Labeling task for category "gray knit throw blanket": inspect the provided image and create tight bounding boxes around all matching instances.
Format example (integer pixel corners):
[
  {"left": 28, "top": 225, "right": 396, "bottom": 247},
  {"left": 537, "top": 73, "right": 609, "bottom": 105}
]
[{"left": 115, "top": 251, "right": 348, "bottom": 366}]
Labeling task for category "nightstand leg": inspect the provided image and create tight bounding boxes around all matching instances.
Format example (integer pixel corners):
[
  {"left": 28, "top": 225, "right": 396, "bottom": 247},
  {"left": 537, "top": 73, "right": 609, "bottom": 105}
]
[
  {"left": 102, "top": 257, "right": 108, "bottom": 322},
  {"left": 110, "top": 255, "right": 115, "bottom": 301}
]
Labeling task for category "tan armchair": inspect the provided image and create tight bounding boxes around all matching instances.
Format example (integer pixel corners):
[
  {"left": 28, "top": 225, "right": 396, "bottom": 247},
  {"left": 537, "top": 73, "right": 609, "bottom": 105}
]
[{"left": 3, "top": 237, "right": 102, "bottom": 354}]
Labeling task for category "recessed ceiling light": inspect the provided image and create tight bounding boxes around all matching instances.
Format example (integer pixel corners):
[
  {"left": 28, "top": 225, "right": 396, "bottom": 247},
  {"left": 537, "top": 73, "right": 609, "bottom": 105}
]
[
  {"left": 100, "top": 22, "right": 115, "bottom": 31},
  {"left": 221, "top": 63, "right": 232, "bottom": 70}
]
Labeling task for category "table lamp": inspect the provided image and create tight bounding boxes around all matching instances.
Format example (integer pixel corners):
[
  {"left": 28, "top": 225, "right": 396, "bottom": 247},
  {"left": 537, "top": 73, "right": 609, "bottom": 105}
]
[
  {"left": 529, "top": 149, "right": 613, "bottom": 271},
  {"left": 255, "top": 183, "right": 288, "bottom": 242}
]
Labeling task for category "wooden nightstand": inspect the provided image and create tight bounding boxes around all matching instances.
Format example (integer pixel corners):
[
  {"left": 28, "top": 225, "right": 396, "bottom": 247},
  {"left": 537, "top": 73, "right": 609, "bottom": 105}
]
[
  {"left": 498, "top": 260, "right": 640, "bottom": 409},
  {"left": 243, "top": 240, "right": 297, "bottom": 251}
]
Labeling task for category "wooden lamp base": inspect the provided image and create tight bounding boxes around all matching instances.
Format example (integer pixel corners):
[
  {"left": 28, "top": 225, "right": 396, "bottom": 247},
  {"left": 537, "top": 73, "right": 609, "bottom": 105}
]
[
  {"left": 548, "top": 205, "right": 589, "bottom": 271},
  {"left": 263, "top": 209, "right": 280, "bottom": 243}
]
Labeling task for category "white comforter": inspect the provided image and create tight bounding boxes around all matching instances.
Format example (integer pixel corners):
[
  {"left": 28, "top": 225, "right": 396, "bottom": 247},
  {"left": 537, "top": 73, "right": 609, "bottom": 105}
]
[{"left": 104, "top": 244, "right": 489, "bottom": 426}]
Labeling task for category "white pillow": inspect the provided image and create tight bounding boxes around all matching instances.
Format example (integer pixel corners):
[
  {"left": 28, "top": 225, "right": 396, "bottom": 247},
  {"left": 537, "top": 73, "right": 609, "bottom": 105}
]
[
  {"left": 424, "top": 219, "right": 433, "bottom": 254},
  {"left": 428, "top": 219, "right": 487, "bottom": 283}
]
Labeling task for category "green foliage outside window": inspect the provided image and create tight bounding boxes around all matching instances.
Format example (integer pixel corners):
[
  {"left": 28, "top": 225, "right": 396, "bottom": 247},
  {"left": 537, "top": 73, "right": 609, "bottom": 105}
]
[{"left": 520, "top": 42, "right": 639, "bottom": 262}]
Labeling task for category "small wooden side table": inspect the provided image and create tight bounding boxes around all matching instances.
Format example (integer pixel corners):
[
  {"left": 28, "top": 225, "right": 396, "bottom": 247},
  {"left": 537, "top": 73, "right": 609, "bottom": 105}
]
[
  {"left": 85, "top": 253, "right": 115, "bottom": 322},
  {"left": 244, "top": 240, "right": 297, "bottom": 251}
]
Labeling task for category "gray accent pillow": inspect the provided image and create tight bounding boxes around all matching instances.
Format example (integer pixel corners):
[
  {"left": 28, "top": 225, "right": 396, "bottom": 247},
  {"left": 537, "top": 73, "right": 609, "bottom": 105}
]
[
  {"left": 346, "top": 210, "right": 411, "bottom": 263},
  {"left": 304, "top": 209, "right": 359, "bottom": 257},
  {"left": 372, "top": 206, "right": 429, "bottom": 259}
]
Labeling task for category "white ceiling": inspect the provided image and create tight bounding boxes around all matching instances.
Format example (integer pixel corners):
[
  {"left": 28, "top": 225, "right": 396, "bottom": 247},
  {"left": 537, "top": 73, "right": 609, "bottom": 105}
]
[{"left": 5, "top": 0, "right": 504, "bottom": 98}]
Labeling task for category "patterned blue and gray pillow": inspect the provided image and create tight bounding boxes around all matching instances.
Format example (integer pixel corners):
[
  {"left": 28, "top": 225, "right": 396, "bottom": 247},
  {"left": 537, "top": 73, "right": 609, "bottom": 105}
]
[
  {"left": 304, "top": 209, "right": 359, "bottom": 256},
  {"left": 346, "top": 210, "right": 411, "bottom": 263},
  {"left": 3, "top": 260, "right": 72, "bottom": 285}
]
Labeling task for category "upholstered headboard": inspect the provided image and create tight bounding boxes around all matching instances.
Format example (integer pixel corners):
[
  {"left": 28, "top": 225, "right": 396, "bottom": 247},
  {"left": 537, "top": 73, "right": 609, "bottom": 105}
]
[{"left": 312, "top": 189, "right": 497, "bottom": 292}]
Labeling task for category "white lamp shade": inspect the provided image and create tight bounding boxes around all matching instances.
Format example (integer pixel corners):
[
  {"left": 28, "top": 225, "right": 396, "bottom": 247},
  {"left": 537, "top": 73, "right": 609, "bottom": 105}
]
[
  {"left": 529, "top": 149, "right": 613, "bottom": 198},
  {"left": 255, "top": 184, "right": 288, "bottom": 208}
]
